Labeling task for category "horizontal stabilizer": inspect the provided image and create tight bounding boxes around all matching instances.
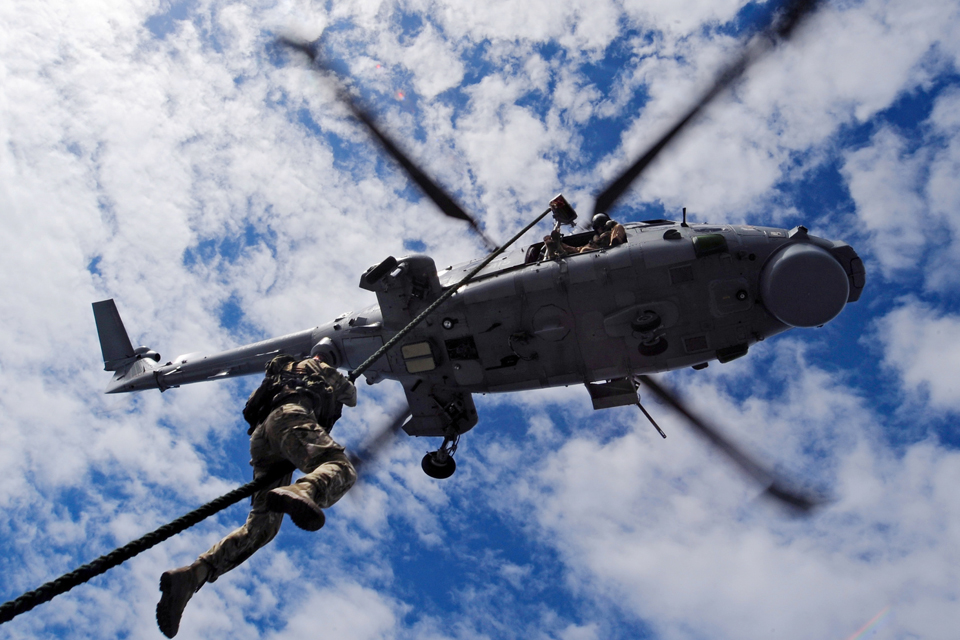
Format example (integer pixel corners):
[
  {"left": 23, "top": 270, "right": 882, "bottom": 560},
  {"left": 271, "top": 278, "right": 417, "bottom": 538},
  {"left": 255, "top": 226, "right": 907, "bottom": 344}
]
[{"left": 92, "top": 299, "right": 135, "bottom": 371}]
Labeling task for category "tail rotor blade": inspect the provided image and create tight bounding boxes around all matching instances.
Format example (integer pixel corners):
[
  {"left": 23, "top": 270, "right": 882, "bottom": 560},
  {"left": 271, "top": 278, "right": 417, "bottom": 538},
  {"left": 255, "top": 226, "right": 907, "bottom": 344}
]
[
  {"left": 278, "top": 37, "right": 499, "bottom": 252},
  {"left": 636, "top": 375, "right": 827, "bottom": 513},
  {"left": 592, "top": 0, "right": 822, "bottom": 217}
]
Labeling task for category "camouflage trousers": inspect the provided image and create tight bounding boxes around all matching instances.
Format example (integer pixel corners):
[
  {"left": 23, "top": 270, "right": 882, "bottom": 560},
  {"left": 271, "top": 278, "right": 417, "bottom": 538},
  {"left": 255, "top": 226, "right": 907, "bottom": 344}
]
[{"left": 198, "top": 403, "right": 357, "bottom": 581}]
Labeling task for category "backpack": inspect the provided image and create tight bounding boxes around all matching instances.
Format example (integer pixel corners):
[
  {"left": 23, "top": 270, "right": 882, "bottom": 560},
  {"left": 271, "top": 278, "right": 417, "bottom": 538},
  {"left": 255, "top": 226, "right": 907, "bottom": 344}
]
[
  {"left": 242, "top": 354, "right": 297, "bottom": 432},
  {"left": 277, "top": 361, "right": 340, "bottom": 429},
  {"left": 242, "top": 355, "right": 340, "bottom": 433}
]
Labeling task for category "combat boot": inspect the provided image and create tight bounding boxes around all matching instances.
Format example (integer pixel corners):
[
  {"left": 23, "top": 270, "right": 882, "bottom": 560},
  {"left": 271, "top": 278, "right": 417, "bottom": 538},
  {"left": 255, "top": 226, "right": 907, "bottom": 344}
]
[
  {"left": 156, "top": 560, "right": 209, "bottom": 638},
  {"left": 266, "top": 479, "right": 325, "bottom": 531}
]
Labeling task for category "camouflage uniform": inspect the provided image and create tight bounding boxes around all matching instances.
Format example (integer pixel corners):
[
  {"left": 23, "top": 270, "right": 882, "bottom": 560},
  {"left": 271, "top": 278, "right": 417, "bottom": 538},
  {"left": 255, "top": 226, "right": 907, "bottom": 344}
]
[
  {"left": 580, "top": 221, "right": 627, "bottom": 253},
  {"left": 605, "top": 221, "right": 627, "bottom": 247},
  {"left": 156, "top": 355, "right": 358, "bottom": 638},
  {"left": 198, "top": 357, "right": 357, "bottom": 582}
]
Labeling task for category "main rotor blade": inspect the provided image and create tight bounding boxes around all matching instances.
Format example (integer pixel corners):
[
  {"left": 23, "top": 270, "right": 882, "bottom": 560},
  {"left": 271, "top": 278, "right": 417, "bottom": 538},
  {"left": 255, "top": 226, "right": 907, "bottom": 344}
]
[
  {"left": 349, "top": 405, "right": 412, "bottom": 476},
  {"left": 279, "top": 38, "right": 499, "bottom": 252},
  {"left": 636, "top": 375, "right": 826, "bottom": 513},
  {"left": 592, "top": 0, "right": 821, "bottom": 217}
]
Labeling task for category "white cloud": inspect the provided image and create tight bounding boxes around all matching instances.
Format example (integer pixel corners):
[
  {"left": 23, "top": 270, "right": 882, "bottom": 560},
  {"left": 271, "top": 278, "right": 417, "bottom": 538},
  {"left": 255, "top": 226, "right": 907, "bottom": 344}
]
[
  {"left": 495, "top": 353, "right": 960, "bottom": 640},
  {"left": 841, "top": 126, "right": 929, "bottom": 276},
  {"left": 840, "top": 85, "right": 960, "bottom": 290},
  {"left": 590, "top": 0, "right": 960, "bottom": 221},
  {"left": 558, "top": 622, "right": 600, "bottom": 640},
  {"left": 621, "top": 0, "right": 746, "bottom": 35},
  {"left": 924, "top": 87, "right": 960, "bottom": 289},
  {"left": 875, "top": 300, "right": 960, "bottom": 412},
  {"left": 3, "top": 0, "right": 960, "bottom": 639},
  {"left": 266, "top": 582, "right": 400, "bottom": 640},
  {"left": 388, "top": 25, "right": 465, "bottom": 99}
]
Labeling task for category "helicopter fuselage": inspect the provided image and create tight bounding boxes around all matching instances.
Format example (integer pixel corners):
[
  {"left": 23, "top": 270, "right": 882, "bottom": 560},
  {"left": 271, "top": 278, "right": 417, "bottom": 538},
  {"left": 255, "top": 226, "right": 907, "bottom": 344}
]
[{"left": 97, "top": 219, "right": 864, "bottom": 438}]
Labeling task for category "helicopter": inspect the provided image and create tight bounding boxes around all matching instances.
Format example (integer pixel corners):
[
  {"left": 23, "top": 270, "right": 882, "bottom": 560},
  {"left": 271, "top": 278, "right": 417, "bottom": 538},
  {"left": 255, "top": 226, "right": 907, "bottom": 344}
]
[{"left": 92, "top": 0, "right": 862, "bottom": 507}]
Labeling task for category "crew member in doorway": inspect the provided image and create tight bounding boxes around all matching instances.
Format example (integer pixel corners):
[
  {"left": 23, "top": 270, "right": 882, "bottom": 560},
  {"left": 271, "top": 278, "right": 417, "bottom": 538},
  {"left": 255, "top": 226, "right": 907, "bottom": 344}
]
[
  {"left": 155, "top": 339, "right": 357, "bottom": 638},
  {"left": 542, "top": 227, "right": 576, "bottom": 259},
  {"left": 580, "top": 213, "right": 626, "bottom": 252}
]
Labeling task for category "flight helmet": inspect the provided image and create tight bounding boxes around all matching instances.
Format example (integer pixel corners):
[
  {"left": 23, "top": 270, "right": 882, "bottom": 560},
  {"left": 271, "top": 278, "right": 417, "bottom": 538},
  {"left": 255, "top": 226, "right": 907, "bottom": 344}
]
[{"left": 592, "top": 213, "right": 610, "bottom": 232}]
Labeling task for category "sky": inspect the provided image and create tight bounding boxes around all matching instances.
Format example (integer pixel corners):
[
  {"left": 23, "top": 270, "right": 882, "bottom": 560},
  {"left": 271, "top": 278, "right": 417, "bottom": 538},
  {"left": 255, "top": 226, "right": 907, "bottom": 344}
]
[{"left": 1, "top": 0, "right": 959, "bottom": 639}]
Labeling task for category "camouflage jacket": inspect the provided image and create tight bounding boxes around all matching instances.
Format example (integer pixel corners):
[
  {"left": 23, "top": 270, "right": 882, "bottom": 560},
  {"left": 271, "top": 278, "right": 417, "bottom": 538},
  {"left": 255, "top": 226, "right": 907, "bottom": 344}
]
[{"left": 244, "top": 356, "right": 357, "bottom": 432}]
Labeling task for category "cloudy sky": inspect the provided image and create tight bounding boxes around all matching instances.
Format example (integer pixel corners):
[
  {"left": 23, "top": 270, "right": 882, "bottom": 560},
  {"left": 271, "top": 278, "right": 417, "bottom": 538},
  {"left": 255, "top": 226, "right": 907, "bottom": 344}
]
[{"left": 2, "top": 0, "right": 959, "bottom": 638}]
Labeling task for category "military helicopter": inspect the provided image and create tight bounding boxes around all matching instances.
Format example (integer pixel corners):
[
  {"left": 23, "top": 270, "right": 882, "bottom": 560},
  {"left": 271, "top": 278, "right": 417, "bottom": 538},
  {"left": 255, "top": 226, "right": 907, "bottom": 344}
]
[{"left": 92, "top": 0, "right": 862, "bottom": 509}]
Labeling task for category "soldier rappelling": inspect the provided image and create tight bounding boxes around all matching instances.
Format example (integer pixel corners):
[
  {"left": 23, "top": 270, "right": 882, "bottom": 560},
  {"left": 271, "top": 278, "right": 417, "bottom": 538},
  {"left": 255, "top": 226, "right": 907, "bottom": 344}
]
[{"left": 155, "top": 339, "right": 358, "bottom": 638}]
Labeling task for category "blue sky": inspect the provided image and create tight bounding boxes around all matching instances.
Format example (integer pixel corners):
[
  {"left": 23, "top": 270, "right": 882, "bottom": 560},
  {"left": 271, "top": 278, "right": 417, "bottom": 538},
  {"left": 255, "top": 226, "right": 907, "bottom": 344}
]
[{"left": 2, "top": 0, "right": 960, "bottom": 639}]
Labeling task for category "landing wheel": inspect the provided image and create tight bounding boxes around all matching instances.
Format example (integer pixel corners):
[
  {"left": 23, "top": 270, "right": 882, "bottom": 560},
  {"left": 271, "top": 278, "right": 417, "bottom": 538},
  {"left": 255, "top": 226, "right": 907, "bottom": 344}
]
[
  {"left": 422, "top": 452, "right": 457, "bottom": 479},
  {"left": 639, "top": 337, "right": 669, "bottom": 357},
  {"left": 631, "top": 310, "right": 662, "bottom": 333}
]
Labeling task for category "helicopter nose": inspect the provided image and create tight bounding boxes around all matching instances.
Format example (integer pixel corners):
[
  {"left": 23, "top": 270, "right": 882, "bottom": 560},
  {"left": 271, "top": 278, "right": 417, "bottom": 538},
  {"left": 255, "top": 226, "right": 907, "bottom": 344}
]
[{"left": 760, "top": 243, "right": 850, "bottom": 328}]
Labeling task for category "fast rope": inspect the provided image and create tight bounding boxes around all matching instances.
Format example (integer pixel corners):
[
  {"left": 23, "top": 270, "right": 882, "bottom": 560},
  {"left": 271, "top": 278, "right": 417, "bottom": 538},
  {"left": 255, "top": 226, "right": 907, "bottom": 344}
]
[
  {"left": 0, "top": 462, "right": 294, "bottom": 626},
  {"left": 0, "top": 200, "right": 557, "bottom": 628}
]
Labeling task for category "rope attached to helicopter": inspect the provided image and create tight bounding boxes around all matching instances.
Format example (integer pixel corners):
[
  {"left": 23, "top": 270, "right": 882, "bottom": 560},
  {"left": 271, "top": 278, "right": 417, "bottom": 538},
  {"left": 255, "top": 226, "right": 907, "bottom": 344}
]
[
  {"left": 0, "top": 208, "right": 544, "bottom": 627},
  {"left": 0, "top": 463, "right": 294, "bottom": 625},
  {"left": 0, "top": 189, "right": 553, "bottom": 629},
  {"left": 0, "top": 403, "right": 413, "bottom": 627},
  {"left": 0, "top": 133, "right": 555, "bottom": 631}
]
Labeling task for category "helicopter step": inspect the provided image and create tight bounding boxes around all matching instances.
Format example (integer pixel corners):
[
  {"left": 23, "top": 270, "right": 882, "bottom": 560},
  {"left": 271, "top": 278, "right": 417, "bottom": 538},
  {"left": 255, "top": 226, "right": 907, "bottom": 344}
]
[{"left": 585, "top": 378, "right": 639, "bottom": 410}]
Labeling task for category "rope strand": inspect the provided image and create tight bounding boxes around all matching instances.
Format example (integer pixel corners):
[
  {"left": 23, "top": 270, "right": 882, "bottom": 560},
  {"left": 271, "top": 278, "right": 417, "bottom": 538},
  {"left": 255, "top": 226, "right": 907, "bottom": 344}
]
[{"left": 0, "top": 463, "right": 294, "bottom": 625}]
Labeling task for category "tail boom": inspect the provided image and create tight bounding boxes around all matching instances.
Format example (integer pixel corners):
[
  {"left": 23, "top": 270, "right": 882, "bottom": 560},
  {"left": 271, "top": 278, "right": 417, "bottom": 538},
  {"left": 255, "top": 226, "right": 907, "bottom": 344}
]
[{"left": 92, "top": 299, "right": 323, "bottom": 393}]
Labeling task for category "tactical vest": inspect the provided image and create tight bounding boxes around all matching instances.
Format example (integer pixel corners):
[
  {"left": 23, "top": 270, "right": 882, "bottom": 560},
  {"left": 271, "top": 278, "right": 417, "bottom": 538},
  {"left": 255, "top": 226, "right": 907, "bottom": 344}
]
[{"left": 242, "top": 355, "right": 337, "bottom": 433}]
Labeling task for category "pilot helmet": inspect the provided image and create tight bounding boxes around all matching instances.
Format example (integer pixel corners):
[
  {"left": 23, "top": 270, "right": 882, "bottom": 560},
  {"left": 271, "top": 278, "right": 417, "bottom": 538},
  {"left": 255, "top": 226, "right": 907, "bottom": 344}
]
[
  {"left": 310, "top": 337, "right": 340, "bottom": 367},
  {"left": 591, "top": 213, "right": 610, "bottom": 232}
]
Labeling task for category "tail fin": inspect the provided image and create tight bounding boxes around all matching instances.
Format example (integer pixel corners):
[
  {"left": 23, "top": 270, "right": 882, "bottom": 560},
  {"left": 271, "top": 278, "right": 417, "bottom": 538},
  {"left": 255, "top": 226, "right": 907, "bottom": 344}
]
[
  {"left": 92, "top": 299, "right": 161, "bottom": 393},
  {"left": 92, "top": 299, "right": 136, "bottom": 370}
]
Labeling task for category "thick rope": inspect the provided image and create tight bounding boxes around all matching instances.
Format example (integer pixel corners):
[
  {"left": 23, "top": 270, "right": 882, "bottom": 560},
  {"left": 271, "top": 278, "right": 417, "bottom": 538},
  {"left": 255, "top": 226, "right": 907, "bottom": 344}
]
[
  {"left": 0, "top": 194, "right": 551, "bottom": 628},
  {"left": 0, "top": 462, "right": 294, "bottom": 625}
]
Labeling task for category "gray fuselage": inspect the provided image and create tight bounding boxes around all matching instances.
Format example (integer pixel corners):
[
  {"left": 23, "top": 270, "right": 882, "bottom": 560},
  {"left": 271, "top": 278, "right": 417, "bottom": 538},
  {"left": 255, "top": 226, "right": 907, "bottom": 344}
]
[{"left": 105, "top": 221, "right": 864, "bottom": 409}]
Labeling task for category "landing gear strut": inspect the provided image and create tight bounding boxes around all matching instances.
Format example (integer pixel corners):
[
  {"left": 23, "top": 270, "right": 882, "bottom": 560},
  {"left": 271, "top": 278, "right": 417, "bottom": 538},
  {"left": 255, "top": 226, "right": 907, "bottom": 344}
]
[{"left": 422, "top": 435, "right": 459, "bottom": 479}]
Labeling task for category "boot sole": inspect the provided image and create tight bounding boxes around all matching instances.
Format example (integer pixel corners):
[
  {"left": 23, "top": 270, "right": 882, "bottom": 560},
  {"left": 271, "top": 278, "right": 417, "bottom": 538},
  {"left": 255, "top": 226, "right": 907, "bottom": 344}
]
[
  {"left": 156, "top": 571, "right": 188, "bottom": 638},
  {"left": 267, "top": 487, "right": 325, "bottom": 531}
]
